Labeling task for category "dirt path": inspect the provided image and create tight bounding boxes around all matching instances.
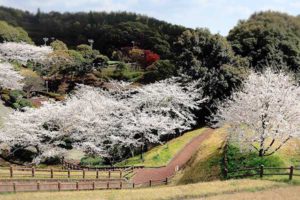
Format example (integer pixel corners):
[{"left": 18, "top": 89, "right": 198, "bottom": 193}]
[{"left": 133, "top": 128, "right": 214, "bottom": 184}]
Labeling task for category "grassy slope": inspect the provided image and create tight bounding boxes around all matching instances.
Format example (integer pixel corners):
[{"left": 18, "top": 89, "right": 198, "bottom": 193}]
[
  {"left": 174, "top": 127, "right": 227, "bottom": 184},
  {"left": 0, "top": 179, "right": 287, "bottom": 200},
  {"left": 174, "top": 127, "right": 300, "bottom": 185},
  {"left": 116, "top": 128, "right": 207, "bottom": 167}
]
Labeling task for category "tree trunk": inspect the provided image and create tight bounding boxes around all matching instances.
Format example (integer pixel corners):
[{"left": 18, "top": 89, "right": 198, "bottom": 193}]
[{"left": 259, "top": 149, "right": 264, "bottom": 157}]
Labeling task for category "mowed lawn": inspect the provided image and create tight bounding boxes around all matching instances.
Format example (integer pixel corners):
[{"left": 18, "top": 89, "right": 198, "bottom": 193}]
[
  {"left": 116, "top": 128, "right": 207, "bottom": 167},
  {"left": 0, "top": 179, "right": 289, "bottom": 200}
]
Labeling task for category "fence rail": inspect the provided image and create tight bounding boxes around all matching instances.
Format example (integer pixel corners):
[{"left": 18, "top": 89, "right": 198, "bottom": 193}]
[
  {"left": 225, "top": 165, "right": 299, "bottom": 180},
  {"left": 0, "top": 166, "right": 174, "bottom": 193},
  {"left": 0, "top": 181, "right": 135, "bottom": 193},
  {"left": 61, "top": 160, "right": 144, "bottom": 171},
  {"left": 0, "top": 166, "right": 124, "bottom": 180}
]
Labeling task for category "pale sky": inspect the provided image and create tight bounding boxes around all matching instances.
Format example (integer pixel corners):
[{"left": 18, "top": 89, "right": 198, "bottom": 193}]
[{"left": 0, "top": 0, "right": 300, "bottom": 35}]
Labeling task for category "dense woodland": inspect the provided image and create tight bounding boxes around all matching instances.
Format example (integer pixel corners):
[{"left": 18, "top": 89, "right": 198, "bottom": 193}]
[
  {"left": 0, "top": 6, "right": 185, "bottom": 59},
  {"left": 0, "top": 6, "right": 299, "bottom": 166}
]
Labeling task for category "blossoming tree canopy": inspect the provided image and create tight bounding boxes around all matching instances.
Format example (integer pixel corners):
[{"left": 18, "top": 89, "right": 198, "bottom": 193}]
[
  {"left": 0, "top": 78, "right": 206, "bottom": 163},
  {"left": 0, "top": 42, "right": 53, "bottom": 64},
  {"left": 213, "top": 68, "right": 300, "bottom": 157},
  {"left": 0, "top": 62, "right": 24, "bottom": 90}
]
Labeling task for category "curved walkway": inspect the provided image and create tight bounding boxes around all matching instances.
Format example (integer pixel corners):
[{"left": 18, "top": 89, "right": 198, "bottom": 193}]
[{"left": 133, "top": 128, "right": 214, "bottom": 184}]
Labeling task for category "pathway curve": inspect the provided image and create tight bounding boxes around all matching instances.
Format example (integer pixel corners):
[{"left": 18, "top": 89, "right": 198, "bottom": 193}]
[{"left": 133, "top": 128, "right": 214, "bottom": 184}]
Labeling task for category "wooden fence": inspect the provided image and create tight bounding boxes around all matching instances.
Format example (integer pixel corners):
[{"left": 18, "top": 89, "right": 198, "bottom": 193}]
[
  {"left": 0, "top": 166, "right": 124, "bottom": 180},
  {"left": 61, "top": 160, "right": 144, "bottom": 171},
  {"left": 0, "top": 181, "right": 134, "bottom": 193},
  {"left": 0, "top": 177, "right": 173, "bottom": 193},
  {"left": 225, "top": 165, "right": 299, "bottom": 180}
]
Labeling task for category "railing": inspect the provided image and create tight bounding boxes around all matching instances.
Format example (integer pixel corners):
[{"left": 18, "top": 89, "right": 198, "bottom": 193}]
[
  {"left": 0, "top": 181, "right": 135, "bottom": 193},
  {"left": 0, "top": 166, "right": 124, "bottom": 180},
  {"left": 0, "top": 166, "right": 175, "bottom": 193},
  {"left": 225, "top": 165, "right": 298, "bottom": 180},
  {"left": 62, "top": 160, "right": 144, "bottom": 171}
]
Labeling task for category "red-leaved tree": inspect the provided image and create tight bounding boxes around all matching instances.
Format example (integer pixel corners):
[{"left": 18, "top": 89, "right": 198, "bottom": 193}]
[{"left": 144, "top": 50, "right": 160, "bottom": 65}]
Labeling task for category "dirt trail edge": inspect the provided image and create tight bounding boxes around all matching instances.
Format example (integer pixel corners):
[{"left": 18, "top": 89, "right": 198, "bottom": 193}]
[{"left": 133, "top": 128, "right": 214, "bottom": 184}]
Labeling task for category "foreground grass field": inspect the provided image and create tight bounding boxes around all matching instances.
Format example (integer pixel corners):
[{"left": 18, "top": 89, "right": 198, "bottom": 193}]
[
  {"left": 204, "top": 185, "right": 300, "bottom": 200},
  {"left": 0, "top": 179, "right": 289, "bottom": 200},
  {"left": 117, "top": 128, "right": 207, "bottom": 167}
]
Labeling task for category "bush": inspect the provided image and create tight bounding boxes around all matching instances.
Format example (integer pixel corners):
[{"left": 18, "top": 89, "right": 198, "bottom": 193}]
[
  {"left": 50, "top": 40, "right": 68, "bottom": 51},
  {"left": 0, "top": 21, "right": 32, "bottom": 43},
  {"left": 80, "top": 156, "right": 104, "bottom": 167},
  {"left": 0, "top": 89, "right": 32, "bottom": 109},
  {"left": 142, "top": 60, "right": 176, "bottom": 83},
  {"left": 224, "top": 144, "right": 284, "bottom": 178}
]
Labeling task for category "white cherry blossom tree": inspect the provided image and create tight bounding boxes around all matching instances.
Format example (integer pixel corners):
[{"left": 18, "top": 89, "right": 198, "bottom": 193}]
[
  {"left": 213, "top": 69, "right": 300, "bottom": 157},
  {"left": 0, "top": 42, "right": 53, "bottom": 65},
  {"left": 0, "top": 78, "right": 206, "bottom": 163},
  {"left": 0, "top": 62, "right": 24, "bottom": 90}
]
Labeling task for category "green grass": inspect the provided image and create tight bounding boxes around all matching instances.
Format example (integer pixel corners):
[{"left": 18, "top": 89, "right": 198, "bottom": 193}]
[
  {"left": 116, "top": 128, "right": 207, "bottom": 167},
  {"left": 99, "top": 65, "right": 144, "bottom": 82}
]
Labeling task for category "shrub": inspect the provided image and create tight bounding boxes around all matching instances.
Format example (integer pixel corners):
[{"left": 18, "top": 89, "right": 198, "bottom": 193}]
[
  {"left": 0, "top": 89, "right": 33, "bottom": 109},
  {"left": 80, "top": 156, "right": 104, "bottom": 167},
  {"left": 0, "top": 21, "right": 32, "bottom": 43},
  {"left": 50, "top": 40, "right": 68, "bottom": 51},
  {"left": 142, "top": 60, "right": 176, "bottom": 83},
  {"left": 224, "top": 144, "right": 284, "bottom": 178}
]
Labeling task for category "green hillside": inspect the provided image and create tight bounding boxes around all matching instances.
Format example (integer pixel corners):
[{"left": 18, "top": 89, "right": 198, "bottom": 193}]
[{"left": 116, "top": 128, "right": 207, "bottom": 167}]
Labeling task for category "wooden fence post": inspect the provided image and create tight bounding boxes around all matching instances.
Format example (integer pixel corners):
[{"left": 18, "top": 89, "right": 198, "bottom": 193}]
[
  {"left": 92, "top": 181, "right": 95, "bottom": 190},
  {"left": 108, "top": 170, "right": 111, "bottom": 179},
  {"left": 13, "top": 182, "right": 16, "bottom": 193},
  {"left": 165, "top": 177, "right": 168, "bottom": 185},
  {"left": 83, "top": 169, "right": 85, "bottom": 179},
  {"left": 224, "top": 168, "right": 228, "bottom": 179},
  {"left": 260, "top": 165, "right": 264, "bottom": 178},
  {"left": 132, "top": 183, "right": 135, "bottom": 188},
  {"left": 37, "top": 181, "right": 40, "bottom": 191},
  {"left": 120, "top": 170, "right": 122, "bottom": 178},
  {"left": 58, "top": 182, "right": 61, "bottom": 191},
  {"left": 120, "top": 182, "right": 122, "bottom": 189},
  {"left": 289, "top": 166, "right": 294, "bottom": 181},
  {"left": 96, "top": 169, "right": 99, "bottom": 179},
  {"left": 149, "top": 180, "right": 152, "bottom": 187},
  {"left": 32, "top": 167, "right": 35, "bottom": 178},
  {"left": 68, "top": 168, "right": 71, "bottom": 178},
  {"left": 50, "top": 168, "right": 54, "bottom": 179},
  {"left": 76, "top": 181, "right": 79, "bottom": 191},
  {"left": 107, "top": 182, "right": 110, "bottom": 189},
  {"left": 10, "top": 166, "right": 13, "bottom": 178}
]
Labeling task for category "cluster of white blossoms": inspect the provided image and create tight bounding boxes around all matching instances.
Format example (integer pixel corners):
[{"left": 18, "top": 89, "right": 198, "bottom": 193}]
[
  {"left": 0, "top": 62, "right": 24, "bottom": 90},
  {"left": 0, "top": 78, "right": 206, "bottom": 163},
  {"left": 0, "top": 42, "right": 53, "bottom": 65},
  {"left": 213, "top": 69, "right": 300, "bottom": 156}
]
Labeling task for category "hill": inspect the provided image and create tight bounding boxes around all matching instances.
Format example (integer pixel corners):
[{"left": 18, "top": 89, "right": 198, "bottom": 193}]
[{"left": 0, "top": 6, "right": 187, "bottom": 58}]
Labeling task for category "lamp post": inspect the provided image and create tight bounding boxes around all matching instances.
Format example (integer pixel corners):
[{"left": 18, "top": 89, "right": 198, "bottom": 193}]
[
  {"left": 88, "top": 39, "right": 94, "bottom": 49},
  {"left": 43, "top": 37, "right": 49, "bottom": 46},
  {"left": 131, "top": 41, "right": 135, "bottom": 48}
]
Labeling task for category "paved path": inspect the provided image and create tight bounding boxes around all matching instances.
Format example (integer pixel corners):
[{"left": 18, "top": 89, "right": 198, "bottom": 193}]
[
  {"left": 133, "top": 128, "right": 214, "bottom": 184},
  {"left": 0, "top": 100, "right": 12, "bottom": 127}
]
